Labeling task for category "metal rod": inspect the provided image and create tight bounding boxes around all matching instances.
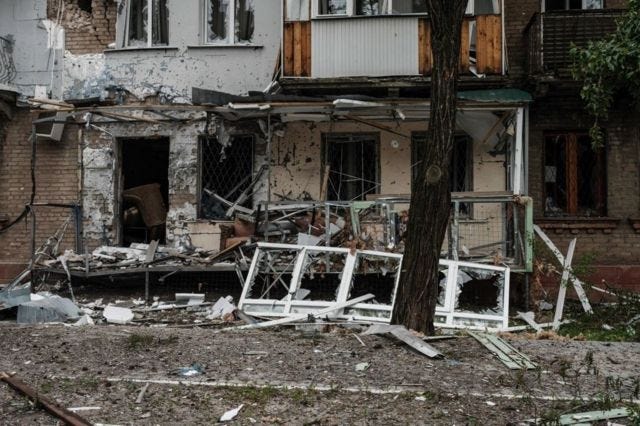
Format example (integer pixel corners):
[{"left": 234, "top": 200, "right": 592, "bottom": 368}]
[{"left": 264, "top": 113, "right": 272, "bottom": 241}]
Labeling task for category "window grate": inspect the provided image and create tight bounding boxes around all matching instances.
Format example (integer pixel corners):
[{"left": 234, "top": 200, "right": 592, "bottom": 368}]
[{"left": 200, "top": 135, "right": 254, "bottom": 219}]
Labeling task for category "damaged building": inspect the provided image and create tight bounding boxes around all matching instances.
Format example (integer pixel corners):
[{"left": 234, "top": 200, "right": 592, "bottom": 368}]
[{"left": 0, "top": 0, "right": 638, "bottom": 316}]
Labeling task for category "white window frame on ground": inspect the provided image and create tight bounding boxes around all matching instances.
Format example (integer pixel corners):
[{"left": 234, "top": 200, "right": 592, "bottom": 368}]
[
  {"left": 204, "top": 0, "right": 255, "bottom": 44},
  {"left": 126, "top": 0, "right": 169, "bottom": 47}
]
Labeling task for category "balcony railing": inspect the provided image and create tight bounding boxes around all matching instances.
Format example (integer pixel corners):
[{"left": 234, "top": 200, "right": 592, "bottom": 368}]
[
  {"left": 525, "top": 9, "right": 625, "bottom": 77},
  {"left": 0, "top": 36, "right": 16, "bottom": 85}
]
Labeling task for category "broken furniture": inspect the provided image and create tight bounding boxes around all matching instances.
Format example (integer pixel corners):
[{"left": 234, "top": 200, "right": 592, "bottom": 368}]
[{"left": 123, "top": 183, "right": 167, "bottom": 243}]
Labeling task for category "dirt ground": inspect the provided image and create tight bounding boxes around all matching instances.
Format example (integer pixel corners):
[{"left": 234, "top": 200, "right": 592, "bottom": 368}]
[{"left": 1, "top": 321, "right": 639, "bottom": 425}]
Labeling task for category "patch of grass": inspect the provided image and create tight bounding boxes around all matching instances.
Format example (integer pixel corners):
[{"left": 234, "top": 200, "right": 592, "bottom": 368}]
[
  {"left": 228, "top": 385, "right": 278, "bottom": 405},
  {"left": 126, "top": 333, "right": 155, "bottom": 350},
  {"left": 558, "top": 298, "right": 640, "bottom": 342}
]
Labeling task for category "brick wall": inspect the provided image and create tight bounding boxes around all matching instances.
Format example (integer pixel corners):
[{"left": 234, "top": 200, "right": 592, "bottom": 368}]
[
  {"left": 48, "top": 0, "right": 117, "bottom": 54},
  {"left": 0, "top": 109, "right": 79, "bottom": 282},
  {"left": 528, "top": 93, "right": 640, "bottom": 271}
]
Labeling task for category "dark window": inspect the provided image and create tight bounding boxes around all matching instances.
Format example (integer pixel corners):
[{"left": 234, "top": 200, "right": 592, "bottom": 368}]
[
  {"left": 323, "top": 133, "right": 380, "bottom": 201},
  {"left": 545, "top": 0, "right": 603, "bottom": 10},
  {"left": 356, "top": 0, "right": 386, "bottom": 15},
  {"left": 544, "top": 131, "right": 606, "bottom": 217},
  {"left": 391, "top": 0, "right": 427, "bottom": 13},
  {"left": 207, "top": 0, "right": 254, "bottom": 43},
  {"left": 127, "top": 0, "right": 168, "bottom": 47},
  {"left": 411, "top": 132, "right": 473, "bottom": 193},
  {"left": 200, "top": 135, "right": 254, "bottom": 219}
]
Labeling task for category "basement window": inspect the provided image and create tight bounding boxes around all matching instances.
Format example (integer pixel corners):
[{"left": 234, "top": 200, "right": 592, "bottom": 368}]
[
  {"left": 323, "top": 133, "right": 380, "bottom": 201},
  {"left": 127, "top": 0, "right": 169, "bottom": 47},
  {"left": 206, "top": 0, "right": 255, "bottom": 44},
  {"left": 544, "top": 131, "right": 606, "bottom": 217},
  {"left": 200, "top": 135, "right": 254, "bottom": 219}
]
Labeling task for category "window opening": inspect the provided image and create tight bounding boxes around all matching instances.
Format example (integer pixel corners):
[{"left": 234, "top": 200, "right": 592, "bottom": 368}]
[
  {"left": 544, "top": 0, "right": 603, "bottom": 10},
  {"left": 207, "top": 0, "right": 254, "bottom": 43},
  {"left": 356, "top": 0, "right": 389, "bottom": 15},
  {"left": 412, "top": 132, "right": 473, "bottom": 213},
  {"left": 200, "top": 135, "right": 254, "bottom": 219},
  {"left": 323, "top": 133, "right": 380, "bottom": 201},
  {"left": 544, "top": 132, "right": 606, "bottom": 217},
  {"left": 318, "top": 0, "right": 348, "bottom": 15},
  {"left": 127, "top": 0, "right": 168, "bottom": 47},
  {"left": 120, "top": 138, "right": 169, "bottom": 245}
]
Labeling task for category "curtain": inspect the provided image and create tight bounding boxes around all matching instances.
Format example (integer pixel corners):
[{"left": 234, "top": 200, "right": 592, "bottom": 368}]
[
  {"left": 152, "top": 0, "right": 168, "bottom": 45},
  {"left": 236, "top": 0, "right": 255, "bottom": 42}
]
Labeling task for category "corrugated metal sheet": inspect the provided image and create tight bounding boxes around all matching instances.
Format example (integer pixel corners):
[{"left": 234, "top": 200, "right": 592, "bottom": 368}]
[{"left": 311, "top": 17, "right": 419, "bottom": 78}]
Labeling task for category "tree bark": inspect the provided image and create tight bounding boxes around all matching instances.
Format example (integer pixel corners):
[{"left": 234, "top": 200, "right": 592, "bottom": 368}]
[{"left": 391, "top": 0, "right": 467, "bottom": 334}]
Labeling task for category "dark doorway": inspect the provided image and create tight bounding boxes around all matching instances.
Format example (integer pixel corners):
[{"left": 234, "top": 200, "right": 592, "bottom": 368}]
[{"left": 120, "top": 138, "right": 170, "bottom": 245}]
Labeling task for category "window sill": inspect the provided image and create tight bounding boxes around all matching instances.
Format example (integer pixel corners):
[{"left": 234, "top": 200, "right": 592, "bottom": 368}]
[
  {"left": 104, "top": 46, "right": 180, "bottom": 53},
  {"left": 628, "top": 218, "right": 640, "bottom": 234},
  {"left": 187, "top": 44, "right": 263, "bottom": 50},
  {"left": 535, "top": 217, "right": 620, "bottom": 234}
]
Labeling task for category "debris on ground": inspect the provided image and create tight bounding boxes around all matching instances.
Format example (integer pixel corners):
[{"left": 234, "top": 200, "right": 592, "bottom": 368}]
[{"left": 220, "top": 404, "right": 244, "bottom": 422}]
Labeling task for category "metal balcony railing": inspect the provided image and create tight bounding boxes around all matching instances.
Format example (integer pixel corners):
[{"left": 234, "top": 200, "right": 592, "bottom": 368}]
[
  {"left": 0, "top": 36, "right": 16, "bottom": 85},
  {"left": 525, "top": 9, "right": 625, "bottom": 77}
]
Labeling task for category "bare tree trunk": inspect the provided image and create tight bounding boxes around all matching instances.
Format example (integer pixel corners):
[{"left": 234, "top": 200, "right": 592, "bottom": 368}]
[{"left": 391, "top": 0, "right": 467, "bottom": 334}]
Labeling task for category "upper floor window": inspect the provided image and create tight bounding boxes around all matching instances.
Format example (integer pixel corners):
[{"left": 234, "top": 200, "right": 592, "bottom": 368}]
[
  {"left": 544, "top": 0, "right": 603, "bottom": 11},
  {"left": 206, "top": 0, "right": 255, "bottom": 44},
  {"left": 127, "top": 0, "right": 169, "bottom": 47},
  {"left": 315, "top": 0, "right": 497, "bottom": 17}
]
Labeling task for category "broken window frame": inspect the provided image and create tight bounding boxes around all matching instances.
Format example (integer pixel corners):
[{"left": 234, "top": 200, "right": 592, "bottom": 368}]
[
  {"left": 435, "top": 259, "right": 510, "bottom": 330},
  {"left": 238, "top": 243, "right": 402, "bottom": 323},
  {"left": 204, "top": 0, "right": 255, "bottom": 45},
  {"left": 323, "top": 133, "right": 381, "bottom": 202},
  {"left": 126, "top": 0, "right": 169, "bottom": 48}
]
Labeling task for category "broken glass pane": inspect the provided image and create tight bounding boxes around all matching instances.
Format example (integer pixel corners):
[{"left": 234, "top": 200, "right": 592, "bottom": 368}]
[
  {"left": 246, "top": 248, "right": 300, "bottom": 301},
  {"left": 235, "top": 0, "right": 255, "bottom": 43},
  {"left": 454, "top": 265, "right": 504, "bottom": 315},
  {"left": 208, "top": 0, "right": 230, "bottom": 43},
  {"left": 128, "top": 0, "right": 148, "bottom": 47},
  {"left": 391, "top": 0, "right": 427, "bottom": 13},
  {"left": 356, "top": 0, "right": 388, "bottom": 15},
  {"left": 295, "top": 250, "right": 347, "bottom": 302},
  {"left": 318, "top": 0, "right": 347, "bottom": 15}
]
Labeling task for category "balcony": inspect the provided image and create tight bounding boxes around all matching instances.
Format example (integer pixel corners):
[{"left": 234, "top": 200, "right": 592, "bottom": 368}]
[
  {"left": 0, "top": 36, "right": 16, "bottom": 85},
  {"left": 525, "top": 9, "right": 625, "bottom": 78}
]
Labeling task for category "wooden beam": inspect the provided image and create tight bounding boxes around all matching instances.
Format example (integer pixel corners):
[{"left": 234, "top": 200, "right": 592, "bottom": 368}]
[
  {"left": 0, "top": 372, "right": 92, "bottom": 426},
  {"left": 418, "top": 19, "right": 432, "bottom": 75},
  {"left": 283, "top": 22, "right": 294, "bottom": 76},
  {"left": 460, "top": 19, "right": 470, "bottom": 73},
  {"left": 293, "top": 22, "right": 303, "bottom": 76}
]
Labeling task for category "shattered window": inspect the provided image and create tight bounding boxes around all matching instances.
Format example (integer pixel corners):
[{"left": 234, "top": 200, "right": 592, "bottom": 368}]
[
  {"left": 318, "top": 0, "right": 347, "bottom": 15},
  {"left": 127, "top": 0, "right": 168, "bottom": 47},
  {"left": 356, "top": 0, "right": 389, "bottom": 15},
  {"left": 454, "top": 265, "right": 505, "bottom": 316},
  {"left": 200, "top": 135, "right": 254, "bottom": 219},
  {"left": 544, "top": 132, "right": 606, "bottom": 217},
  {"left": 391, "top": 0, "right": 427, "bottom": 13},
  {"left": 235, "top": 0, "right": 254, "bottom": 43},
  {"left": 323, "top": 133, "right": 380, "bottom": 201},
  {"left": 208, "top": 0, "right": 229, "bottom": 43},
  {"left": 206, "top": 0, "right": 254, "bottom": 44}
]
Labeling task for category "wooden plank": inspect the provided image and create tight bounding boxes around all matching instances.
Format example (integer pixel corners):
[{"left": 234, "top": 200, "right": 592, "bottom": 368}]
[
  {"left": 476, "top": 15, "right": 501, "bottom": 74},
  {"left": 418, "top": 19, "right": 432, "bottom": 75},
  {"left": 0, "top": 372, "right": 92, "bottom": 426},
  {"left": 293, "top": 22, "right": 303, "bottom": 77},
  {"left": 283, "top": 22, "right": 294, "bottom": 77},
  {"left": 301, "top": 21, "right": 311, "bottom": 77},
  {"left": 468, "top": 332, "right": 537, "bottom": 370},
  {"left": 533, "top": 225, "right": 593, "bottom": 314},
  {"left": 566, "top": 133, "right": 578, "bottom": 215},
  {"left": 553, "top": 238, "right": 576, "bottom": 331},
  {"left": 460, "top": 19, "right": 470, "bottom": 73}
]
